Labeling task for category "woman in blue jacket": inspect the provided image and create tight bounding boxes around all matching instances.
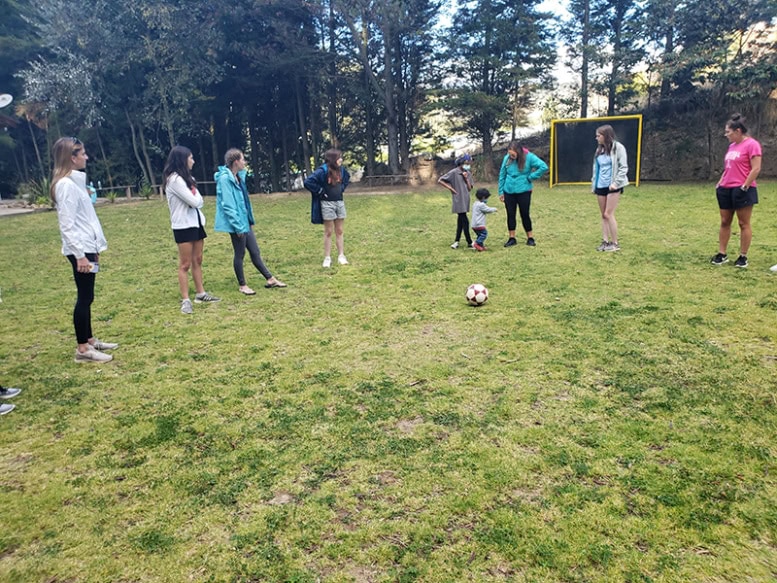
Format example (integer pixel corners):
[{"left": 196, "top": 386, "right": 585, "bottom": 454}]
[
  {"left": 498, "top": 140, "right": 548, "bottom": 247},
  {"left": 304, "top": 149, "right": 351, "bottom": 268},
  {"left": 214, "top": 149, "right": 286, "bottom": 294}
]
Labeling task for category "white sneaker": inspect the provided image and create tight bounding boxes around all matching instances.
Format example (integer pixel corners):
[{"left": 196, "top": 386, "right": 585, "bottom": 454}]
[
  {"left": 770, "top": 264, "right": 777, "bottom": 273},
  {"left": 0, "top": 404, "right": 14, "bottom": 415},
  {"left": 338, "top": 254, "right": 349, "bottom": 265},
  {"left": 181, "top": 298, "right": 193, "bottom": 314},
  {"left": 450, "top": 241, "right": 459, "bottom": 249},
  {"left": 91, "top": 338, "right": 118, "bottom": 350},
  {"left": 75, "top": 346, "right": 113, "bottom": 363},
  {"left": 322, "top": 256, "right": 332, "bottom": 268}
]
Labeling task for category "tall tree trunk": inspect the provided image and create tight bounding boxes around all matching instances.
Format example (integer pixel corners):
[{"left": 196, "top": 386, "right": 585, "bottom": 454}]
[
  {"left": 125, "top": 109, "right": 150, "bottom": 186},
  {"left": 26, "top": 121, "right": 44, "bottom": 179},
  {"left": 138, "top": 124, "right": 156, "bottom": 192},
  {"left": 327, "top": 0, "right": 338, "bottom": 147},
  {"left": 281, "top": 125, "right": 291, "bottom": 191},
  {"left": 295, "top": 75, "right": 312, "bottom": 173},
  {"left": 161, "top": 95, "right": 175, "bottom": 148},
  {"left": 382, "top": 24, "right": 400, "bottom": 175},
  {"left": 94, "top": 125, "right": 114, "bottom": 187},
  {"left": 364, "top": 66, "right": 376, "bottom": 177},
  {"left": 580, "top": 0, "right": 591, "bottom": 118},
  {"left": 210, "top": 115, "right": 219, "bottom": 173}
]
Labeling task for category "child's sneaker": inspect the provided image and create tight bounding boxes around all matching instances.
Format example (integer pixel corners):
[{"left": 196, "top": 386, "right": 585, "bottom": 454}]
[
  {"left": 473, "top": 242, "right": 485, "bottom": 251},
  {"left": 322, "top": 256, "right": 332, "bottom": 268},
  {"left": 604, "top": 242, "right": 621, "bottom": 252},
  {"left": 596, "top": 240, "right": 609, "bottom": 251},
  {"left": 338, "top": 254, "right": 349, "bottom": 265},
  {"left": 450, "top": 241, "right": 459, "bottom": 249}
]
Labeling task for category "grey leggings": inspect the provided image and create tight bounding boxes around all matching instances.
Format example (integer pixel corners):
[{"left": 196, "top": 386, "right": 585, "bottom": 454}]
[{"left": 229, "top": 229, "right": 272, "bottom": 285}]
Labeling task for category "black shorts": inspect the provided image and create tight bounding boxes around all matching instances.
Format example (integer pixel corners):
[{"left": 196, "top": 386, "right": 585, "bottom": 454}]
[
  {"left": 594, "top": 187, "right": 623, "bottom": 196},
  {"left": 173, "top": 226, "right": 207, "bottom": 244},
  {"left": 716, "top": 186, "right": 758, "bottom": 210}
]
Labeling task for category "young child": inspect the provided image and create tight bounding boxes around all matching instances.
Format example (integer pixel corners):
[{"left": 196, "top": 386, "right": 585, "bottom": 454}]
[
  {"left": 471, "top": 188, "right": 497, "bottom": 251},
  {"left": 438, "top": 154, "right": 474, "bottom": 249}
]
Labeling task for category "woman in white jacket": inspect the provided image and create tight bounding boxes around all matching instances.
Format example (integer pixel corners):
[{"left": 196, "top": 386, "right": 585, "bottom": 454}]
[
  {"left": 51, "top": 137, "right": 117, "bottom": 363},
  {"left": 591, "top": 125, "right": 628, "bottom": 252},
  {"left": 163, "top": 146, "right": 219, "bottom": 314}
]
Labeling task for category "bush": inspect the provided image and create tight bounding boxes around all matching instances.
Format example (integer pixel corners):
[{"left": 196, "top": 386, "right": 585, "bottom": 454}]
[
  {"left": 18, "top": 177, "right": 51, "bottom": 203},
  {"left": 106, "top": 191, "right": 119, "bottom": 203}
]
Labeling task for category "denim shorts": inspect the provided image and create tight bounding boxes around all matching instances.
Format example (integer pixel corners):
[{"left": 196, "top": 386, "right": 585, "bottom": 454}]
[{"left": 321, "top": 200, "right": 346, "bottom": 220}]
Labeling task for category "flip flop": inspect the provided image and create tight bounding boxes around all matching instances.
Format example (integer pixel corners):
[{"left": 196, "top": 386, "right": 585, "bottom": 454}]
[
  {"left": 239, "top": 287, "right": 256, "bottom": 295},
  {"left": 265, "top": 280, "right": 287, "bottom": 288}
]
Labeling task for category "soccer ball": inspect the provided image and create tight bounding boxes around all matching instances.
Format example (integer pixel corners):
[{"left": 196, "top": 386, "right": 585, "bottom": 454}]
[{"left": 466, "top": 283, "right": 489, "bottom": 306}]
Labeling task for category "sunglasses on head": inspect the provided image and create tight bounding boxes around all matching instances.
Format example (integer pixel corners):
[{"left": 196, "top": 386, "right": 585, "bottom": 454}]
[{"left": 71, "top": 137, "right": 83, "bottom": 155}]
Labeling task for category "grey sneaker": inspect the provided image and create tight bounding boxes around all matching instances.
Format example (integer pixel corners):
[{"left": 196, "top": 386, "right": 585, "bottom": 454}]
[
  {"left": 710, "top": 253, "right": 728, "bottom": 265},
  {"left": 596, "top": 240, "right": 609, "bottom": 251},
  {"left": 181, "top": 299, "right": 193, "bottom": 314},
  {"left": 194, "top": 292, "right": 220, "bottom": 303},
  {"left": 75, "top": 346, "right": 113, "bottom": 363},
  {"left": 91, "top": 338, "right": 118, "bottom": 350},
  {"left": 0, "top": 404, "right": 14, "bottom": 415},
  {"left": 0, "top": 387, "right": 21, "bottom": 399},
  {"left": 604, "top": 242, "right": 621, "bottom": 252}
]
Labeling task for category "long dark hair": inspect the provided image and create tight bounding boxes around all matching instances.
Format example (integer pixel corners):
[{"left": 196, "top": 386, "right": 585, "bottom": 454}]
[
  {"left": 163, "top": 146, "right": 196, "bottom": 190},
  {"left": 324, "top": 149, "right": 342, "bottom": 185},
  {"left": 595, "top": 125, "right": 616, "bottom": 155},
  {"left": 507, "top": 140, "right": 526, "bottom": 171}
]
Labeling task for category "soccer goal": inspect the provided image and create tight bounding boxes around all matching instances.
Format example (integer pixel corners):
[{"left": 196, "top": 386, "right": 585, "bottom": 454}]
[{"left": 549, "top": 114, "right": 643, "bottom": 188}]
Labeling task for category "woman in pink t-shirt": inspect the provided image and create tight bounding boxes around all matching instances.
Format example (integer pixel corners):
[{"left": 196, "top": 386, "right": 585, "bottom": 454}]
[{"left": 711, "top": 114, "right": 762, "bottom": 268}]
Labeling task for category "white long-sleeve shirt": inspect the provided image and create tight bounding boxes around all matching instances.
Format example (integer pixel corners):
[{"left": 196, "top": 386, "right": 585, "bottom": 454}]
[
  {"left": 55, "top": 170, "right": 107, "bottom": 259},
  {"left": 165, "top": 173, "right": 205, "bottom": 230}
]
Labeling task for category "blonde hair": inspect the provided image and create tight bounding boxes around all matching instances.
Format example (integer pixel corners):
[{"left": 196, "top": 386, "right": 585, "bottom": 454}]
[{"left": 50, "top": 137, "right": 83, "bottom": 204}]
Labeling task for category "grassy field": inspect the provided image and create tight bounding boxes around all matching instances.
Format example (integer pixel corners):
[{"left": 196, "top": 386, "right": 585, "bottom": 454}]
[{"left": 1, "top": 181, "right": 777, "bottom": 582}]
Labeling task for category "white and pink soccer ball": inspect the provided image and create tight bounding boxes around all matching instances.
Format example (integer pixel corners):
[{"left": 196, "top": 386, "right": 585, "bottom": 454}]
[{"left": 466, "top": 283, "right": 489, "bottom": 306}]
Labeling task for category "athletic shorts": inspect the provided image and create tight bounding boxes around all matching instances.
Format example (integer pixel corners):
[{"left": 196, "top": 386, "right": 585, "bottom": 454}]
[
  {"left": 716, "top": 186, "right": 758, "bottom": 210},
  {"left": 321, "top": 200, "right": 346, "bottom": 220},
  {"left": 594, "top": 187, "right": 623, "bottom": 196},
  {"left": 173, "top": 226, "right": 207, "bottom": 244}
]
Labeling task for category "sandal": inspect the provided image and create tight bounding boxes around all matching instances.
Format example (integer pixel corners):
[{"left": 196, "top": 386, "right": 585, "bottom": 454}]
[
  {"left": 265, "top": 278, "right": 287, "bottom": 288},
  {"left": 239, "top": 286, "right": 256, "bottom": 295}
]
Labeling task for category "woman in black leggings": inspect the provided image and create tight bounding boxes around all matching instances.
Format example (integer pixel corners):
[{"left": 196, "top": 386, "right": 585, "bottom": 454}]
[
  {"left": 498, "top": 141, "right": 548, "bottom": 247},
  {"left": 51, "top": 137, "right": 117, "bottom": 363}
]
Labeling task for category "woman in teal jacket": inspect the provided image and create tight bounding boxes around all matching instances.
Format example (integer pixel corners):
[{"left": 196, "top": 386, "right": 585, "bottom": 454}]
[
  {"left": 214, "top": 148, "right": 286, "bottom": 294},
  {"left": 498, "top": 140, "right": 548, "bottom": 247}
]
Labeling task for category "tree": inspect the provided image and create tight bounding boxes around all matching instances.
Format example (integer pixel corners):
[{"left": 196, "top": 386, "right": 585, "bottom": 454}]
[{"left": 445, "top": 0, "right": 556, "bottom": 174}]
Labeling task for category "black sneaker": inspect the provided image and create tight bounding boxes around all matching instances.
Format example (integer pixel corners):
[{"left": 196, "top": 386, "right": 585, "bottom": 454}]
[
  {"left": 526, "top": 237, "right": 536, "bottom": 246},
  {"left": 734, "top": 255, "right": 748, "bottom": 268},
  {"left": 504, "top": 238, "right": 517, "bottom": 247},
  {"left": 710, "top": 253, "right": 728, "bottom": 266}
]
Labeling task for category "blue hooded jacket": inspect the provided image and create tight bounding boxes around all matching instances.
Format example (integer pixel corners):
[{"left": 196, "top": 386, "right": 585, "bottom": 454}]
[
  {"left": 214, "top": 166, "right": 253, "bottom": 234},
  {"left": 304, "top": 164, "right": 351, "bottom": 224},
  {"left": 498, "top": 150, "right": 548, "bottom": 195}
]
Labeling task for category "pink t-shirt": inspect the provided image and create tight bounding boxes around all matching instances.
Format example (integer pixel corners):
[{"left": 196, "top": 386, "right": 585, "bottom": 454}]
[{"left": 720, "top": 137, "right": 762, "bottom": 187}]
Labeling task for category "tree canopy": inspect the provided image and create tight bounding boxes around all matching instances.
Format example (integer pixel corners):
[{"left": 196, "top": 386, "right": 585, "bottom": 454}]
[{"left": 1, "top": 0, "right": 775, "bottom": 196}]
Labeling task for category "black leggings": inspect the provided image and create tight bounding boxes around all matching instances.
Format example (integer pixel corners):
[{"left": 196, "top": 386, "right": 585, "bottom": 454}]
[
  {"left": 503, "top": 191, "right": 533, "bottom": 233},
  {"left": 230, "top": 229, "right": 272, "bottom": 285},
  {"left": 67, "top": 254, "right": 97, "bottom": 344},
  {"left": 455, "top": 213, "right": 472, "bottom": 244}
]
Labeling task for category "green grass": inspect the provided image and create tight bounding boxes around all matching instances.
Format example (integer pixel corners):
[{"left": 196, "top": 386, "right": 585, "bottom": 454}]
[{"left": 1, "top": 181, "right": 777, "bottom": 582}]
